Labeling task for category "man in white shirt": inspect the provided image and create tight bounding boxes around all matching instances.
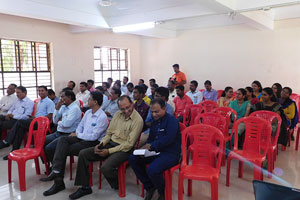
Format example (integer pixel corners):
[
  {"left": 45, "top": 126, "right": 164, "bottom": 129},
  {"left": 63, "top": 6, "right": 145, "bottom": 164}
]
[
  {"left": 167, "top": 80, "right": 176, "bottom": 109},
  {"left": 41, "top": 91, "right": 109, "bottom": 196},
  {"left": 146, "top": 79, "right": 156, "bottom": 96},
  {"left": 126, "top": 82, "right": 134, "bottom": 100},
  {"left": 0, "top": 84, "right": 18, "bottom": 116},
  {"left": 121, "top": 76, "right": 129, "bottom": 95},
  {"left": 76, "top": 82, "right": 90, "bottom": 110},
  {"left": 186, "top": 80, "right": 203, "bottom": 104}
]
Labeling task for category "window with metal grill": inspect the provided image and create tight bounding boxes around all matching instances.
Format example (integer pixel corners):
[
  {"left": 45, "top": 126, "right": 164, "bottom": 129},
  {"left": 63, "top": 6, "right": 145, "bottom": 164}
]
[
  {"left": 0, "top": 39, "right": 51, "bottom": 100},
  {"left": 94, "top": 47, "right": 128, "bottom": 86}
]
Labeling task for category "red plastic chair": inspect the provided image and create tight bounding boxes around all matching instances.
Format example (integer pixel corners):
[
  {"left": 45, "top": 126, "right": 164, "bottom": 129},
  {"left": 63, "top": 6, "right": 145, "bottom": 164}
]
[
  {"left": 250, "top": 111, "right": 282, "bottom": 178},
  {"left": 178, "top": 124, "right": 224, "bottom": 200},
  {"left": 226, "top": 117, "right": 272, "bottom": 187},
  {"left": 201, "top": 100, "right": 218, "bottom": 113},
  {"left": 217, "top": 90, "right": 223, "bottom": 100},
  {"left": 183, "top": 104, "right": 204, "bottom": 126},
  {"left": 79, "top": 100, "right": 84, "bottom": 111},
  {"left": 8, "top": 117, "right": 50, "bottom": 191}
]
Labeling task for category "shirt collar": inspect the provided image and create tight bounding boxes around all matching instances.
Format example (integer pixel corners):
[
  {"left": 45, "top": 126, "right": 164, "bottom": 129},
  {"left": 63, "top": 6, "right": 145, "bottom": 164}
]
[{"left": 67, "top": 101, "right": 77, "bottom": 109}]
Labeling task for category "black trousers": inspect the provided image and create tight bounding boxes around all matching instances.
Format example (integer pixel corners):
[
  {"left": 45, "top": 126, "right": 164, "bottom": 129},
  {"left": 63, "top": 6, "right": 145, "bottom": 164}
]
[
  {"left": 74, "top": 141, "right": 132, "bottom": 189},
  {"left": 51, "top": 136, "right": 99, "bottom": 176},
  {"left": 0, "top": 115, "right": 17, "bottom": 138}
]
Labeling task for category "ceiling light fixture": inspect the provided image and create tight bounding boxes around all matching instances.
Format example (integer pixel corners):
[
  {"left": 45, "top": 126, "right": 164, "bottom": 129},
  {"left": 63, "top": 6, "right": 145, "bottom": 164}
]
[
  {"left": 112, "top": 22, "right": 155, "bottom": 33},
  {"left": 98, "top": 0, "right": 113, "bottom": 7}
]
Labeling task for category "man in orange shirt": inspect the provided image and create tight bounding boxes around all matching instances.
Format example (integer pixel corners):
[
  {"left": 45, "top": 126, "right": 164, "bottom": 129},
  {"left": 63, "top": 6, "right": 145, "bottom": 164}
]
[{"left": 170, "top": 64, "right": 187, "bottom": 87}]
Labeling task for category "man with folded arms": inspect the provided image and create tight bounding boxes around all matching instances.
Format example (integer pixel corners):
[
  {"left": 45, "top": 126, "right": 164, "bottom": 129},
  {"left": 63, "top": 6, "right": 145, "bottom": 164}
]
[
  {"left": 129, "top": 99, "right": 181, "bottom": 200},
  {"left": 68, "top": 96, "right": 143, "bottom": 199},
  {"left": 0, "top": 83, "right": 17, "bottom": 116},
  {"left": 41, "top": 91, "right": 109, "bottom": 196}
]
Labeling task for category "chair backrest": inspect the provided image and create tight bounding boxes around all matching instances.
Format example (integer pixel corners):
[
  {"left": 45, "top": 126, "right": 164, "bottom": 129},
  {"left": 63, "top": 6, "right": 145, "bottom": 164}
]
[
  {"left": 217, "top": 90, "right": 224, "bottom": 99},
  {"left": 249, "top": 110, "right": 282, "bottom": 146},
  {"left": 79, "top": 100, "right": 84, "bottom": 111},
  {"left": 233, "top": 116, "right": 271, "bottom": 155},
  {"left": 213, "top": 107, "right": 237, "bottom": 137},
  {"left": 183, "top": 104, "right": 204, "bottom": 126},
  {"left": 201, "top": 100, "right": 218, "bottom": 113},
  {"left": 32, "top": 98, "right": 41, "bottom": 116},
  {"left": 181, "top": 124, "right": 224, "bottom": 171},
  {"left": 194, "top": 112, "right": 227, "bottom": 136},
  {"left": 26, "top": 117, "right": 50, "bottom": 151}
]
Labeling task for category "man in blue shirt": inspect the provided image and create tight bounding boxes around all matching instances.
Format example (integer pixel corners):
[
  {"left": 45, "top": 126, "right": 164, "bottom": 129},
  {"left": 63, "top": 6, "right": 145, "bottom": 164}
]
[
  {"left": 202, "top": 80, "right": 218, "bottom": 102},
  {"left": 0, "top": 86, "right": 55, "bottom": 159},
  {"left": 0, "top": 86, "right": 34, "bottom": 148},
  {"left": 129, "top": 99, "right": 181, "bottom": 200},
  {"left": 44, "top": 90, "right": 82, "bottom": 163},
  {"left": 101, "top": 87, "right": 121, "bottom": 120},
  {"left": 48, "top": 89, "right": 59, "bottom": 106},
  {"left": 41, "top": 91, "right": 109, "bottom": 196}
]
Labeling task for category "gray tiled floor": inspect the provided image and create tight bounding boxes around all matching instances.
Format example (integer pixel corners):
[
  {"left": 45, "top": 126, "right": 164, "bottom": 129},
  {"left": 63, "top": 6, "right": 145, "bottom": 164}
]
[{"left": 0, "top": 141, "right": 299, "bottom": 200}]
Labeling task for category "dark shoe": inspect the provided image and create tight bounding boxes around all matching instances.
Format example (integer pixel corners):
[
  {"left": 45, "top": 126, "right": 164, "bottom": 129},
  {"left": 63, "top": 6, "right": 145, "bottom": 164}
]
[
  {"left": 3, "top": 155, "right": 8, "bottom": 160},
  {"left": 40, "top": 171, "right": 60, "bottom": 182},
  {"left": 0, "top": 141, "right": 9, "bottom": 149},
  {"left": 157, "top": 193, "right": 165, "bottom": 200},
  {"left": 144, "top": 187, "right": 156, "bottom": 200},
  {"left": 69, "top": 187, "right": 92, "bottom": 199},
  {"left": 43, "top": 179, "right": 65, "bottom": 196}
]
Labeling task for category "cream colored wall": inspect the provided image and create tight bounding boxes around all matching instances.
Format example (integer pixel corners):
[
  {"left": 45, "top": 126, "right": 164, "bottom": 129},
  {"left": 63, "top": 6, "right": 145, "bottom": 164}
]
[
  {"left": 0, "top": 14, "right": 141, "bottom": 93},
  {"left": 140, "top": 19, "right": 300, "bottom": 93}
]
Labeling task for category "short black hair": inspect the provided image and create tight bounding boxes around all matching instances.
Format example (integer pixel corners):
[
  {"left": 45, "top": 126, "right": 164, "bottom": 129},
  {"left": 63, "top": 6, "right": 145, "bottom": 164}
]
[
  {"left": 134, "top": 85, "right": 145, "bottom": 94},
  {"left": 103, "top": 82, "right": 109, "bottom": 88},
  {"left": 80, "top": 82, "right": 88, "bottom": 87},
  {"left": 127, "top": 82, "right": 134, "bottom": 88},
  {"left": 173, "top": 64, "right": 179, "bottom": 68},
  {"left": 168, "top": 80, "right": 175, "bottom": 85},
  {"left": 64, "top": 90, "right": 76, "bottom": 101},
  {"left": 48, "top": 89, "right": 55, "bottom": 96},
  {"left": 95, "top": 86, "right": 104, "bottom": 92},
  {"left": 9, "top": 83, "right": 17, "bottom": 88},
  {"left": 152, "top": 84, "right": 159, "bottom": 89},
  {"left": 90, "top": 91, "right": 103, "bottom": 106},
  {"left": 123, "top": 76, "right": 129, "bottom": 81},
  {"left": 151, "top": 98, "right": 166, "bottom": 108},
  {"left": 107, "top": 78, "right": 113, "bottom": 82},
  {"left": 114, "top": 80, "right": 121, "bottom": 87},
  {"left": 149, "top": 79, "right": 156, "bottom": 83},
  {"left": 176, "top": 85, "right": 184, "bottom": 91},
  {"left": 155, "top": 87, "right": 169, "bottom": 101},
  {"left": 139, "top": 79, "right": 144, "bottom": 84},
  {"left": 283, "top": 87, "right": 292, "bottom": 96},
  {"left": 252, "top": 80, "right": 262, "bottom": 92},
  {"left": 118, "top": 95, "right": 132, "bottom": 105},
  {"left": 62, "top": 87, "right": 73, "bottom": 92},
  {"left": 190, "top": 80, "right": 198, "bottom": 88},
  {"left": 112, "top": 87, "right": 121, "bottom": 97},
  {"left": 87, "top": 79, "right": 94, "bottom": 85},
  {"left": 16, "top": 86, "right": 27, "bottom": 94},
  {"left": 38, "top": 85, "right": 48, "bottom": 91},
  {"left": 69, "top": 81, "right": 76, "bottom": 89},
  {"left": 140, "top": 84, "right": 148, "bottom": 92},
  {"left": 204, "top": 80, "right": 212, "bottom": 86}
]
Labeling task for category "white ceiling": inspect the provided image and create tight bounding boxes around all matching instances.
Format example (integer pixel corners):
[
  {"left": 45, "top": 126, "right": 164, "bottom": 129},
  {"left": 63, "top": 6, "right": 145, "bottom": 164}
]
[{"left": 1, "top": 0, "right": 300, "bottom": 38}]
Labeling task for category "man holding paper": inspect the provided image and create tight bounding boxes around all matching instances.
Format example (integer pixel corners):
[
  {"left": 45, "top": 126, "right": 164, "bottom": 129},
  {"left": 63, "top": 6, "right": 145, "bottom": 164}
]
[{"left": 129, "top": 98, "right": 181, "bottom": 200}]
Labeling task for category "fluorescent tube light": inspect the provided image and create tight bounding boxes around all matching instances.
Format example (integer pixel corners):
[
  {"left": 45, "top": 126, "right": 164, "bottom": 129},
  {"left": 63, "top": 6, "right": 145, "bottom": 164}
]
[{"left": 112, "top": 22, "right": 155, "bottom": 33}]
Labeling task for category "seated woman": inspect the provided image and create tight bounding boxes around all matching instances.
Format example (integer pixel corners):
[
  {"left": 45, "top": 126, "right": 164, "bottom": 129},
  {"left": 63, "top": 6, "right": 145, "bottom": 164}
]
[
  {"left": 218, "top": 86, "right": 234, "bottom": 107},
  {"left": 247, "top": 87, "right": 288, "bottom": 149},
  {"left": 245, "top": 87, "right": 259, "bottom": 105},
  {"left": 252, "top": 80, "right": 263, "bottom": 101},
  {"left": 272, "top": 83, "right": 282, "bottom": 101}
]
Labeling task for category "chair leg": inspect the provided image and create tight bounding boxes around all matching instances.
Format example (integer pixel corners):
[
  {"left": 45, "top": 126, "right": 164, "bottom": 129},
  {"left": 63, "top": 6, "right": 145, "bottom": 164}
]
[
  {"left": 238, "top": 161, "right": 243, "bottom": 178},
  {"left": 178, "top": 173, "right": 184, "bottom": 200},
  {"left": 187, "top": 179, "right": 192, "bottom": 196},
  {"left": 296, "top": 128, "right": 300, "bottom": 151},
  {"left": 141, "top": 183, "right": 145, "bottom": 198},
  {"left": 211, "top": 179, "right": 219, "bottom": 200},
  {"left": 40, "top": 151, "right": 49, "bottom": 176},
  {"left": 17, "top": 161, "right": 26, "bottom": 191},
  {"left": 98, "top": 161, "right": 103, "bottom": 190},
  {"left": 118, "top": 163, "right": 126, "bottom": 197},
  {"left": 226, "top": 156, "right": 232, "bottom": 187},
  {"left": 70, "top": 156, "right": 73, "bottom": 180},
  {"left": 34, "top": 158, "right": 41, "bottom": 175},
  {"left": 8, "top": 158, "right": 12, "bottom": 183},
  {"left": 267, "top": 151, "right": 273, "bottom": 178},
  {"left": 89, "top": 163, "right": 93, "bottom": 186},
  {"left": 253, "top": 162, "right": 262, "bottom": 180}
]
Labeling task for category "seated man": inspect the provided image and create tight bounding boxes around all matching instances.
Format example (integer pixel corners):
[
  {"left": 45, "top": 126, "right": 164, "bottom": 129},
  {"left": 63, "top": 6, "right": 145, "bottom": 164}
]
[
  {"left": 202, "top": 80, "right": 218, "bottom": 102},
  {"left": 87, "top": 79, "right": 95, "bottom": 92},
  {"left": 44, "top": 90, "right": 81, "bottom": 163},
  {"left": 0, "top": 86, "right": 55, "bottom": 159},
  {"left": 129, "top": 99, "right": 181, "bottom": 200},
  {"left": 0, "top": 83, "right": 17, "bottom": 116},
  {"left": 41, "top": 91, "right": 109, "bottom": 196},
  {"left": 121, "top": 76, "right": 129, "bottom": 95},
  {"left": 167, "top": 80, "right": 176, "bottom": 109},
  {"left": 102, "top": 82, "right": 111, "bottom": 98},
  {"left": 0, "top": 86, "right": 34, "bottom": 140},
  {"left": 101, "top": 87, "right": 121, "bottom": 120},
  {"left": 95, "top": 86, "right": 108, "bottom": 106},
  {"left": 146, "top": 79, "right": 156, "bottom": 96},
  {"left": 76, "top": 82, "right": 91, "bottom": 111},
  {"left": 126, "top": 82, "right": 134, "bottom": 100},
  {"left": 68, "top": 96, "right": 143, "bottom": 199},
  {"left": 67, "top": 81, "right": 76, "bottom": 91},
  {"left": 140, "top": 84, "right": 151, "bottom": 106},
  {"left": 148, "top": 84, "right": 159, "bottom": 101},
  {"left": 48, "top": 89, "right": 59, "bottom": 106},
  {"left": 133, "top": 85, "right": 150, "bottom": 131},
  {"left": 173, "top": 85, "right": 193, "bottom": 121},
  {"left": 186, "top": 80, "right": 203, "bottom": 104}
]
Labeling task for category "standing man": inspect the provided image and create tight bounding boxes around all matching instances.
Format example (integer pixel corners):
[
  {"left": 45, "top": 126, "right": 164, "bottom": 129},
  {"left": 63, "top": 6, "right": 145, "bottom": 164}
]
[
  {"left": 121, "top": 76, "right": 129, "bottom": 95},
  {"left": 202, "top": 80, "right": 218, "bottom": 102},
  {"left": 173, "top": 85, "right": 193, "bottom": 121},
  {"left": 44, "top": 90, "right": 82, "bottom": 163},
  {"left": 101, "top": 88, "right": 121, "bottom": 120},
  {"left": 0, "top": 86, "right": 55, "bottom": 158},
  {"left": 0, "top": 86, "right": 34, "bottom": 146},
  {"left": 67, "top": 96, "right": 143, "bottom": 199},
  {"left": 186, "top": 80, "right": 203, "bottom": 104},
  {"left": 87, "top": 80, "right": 95, "bottom": 92},
  {"left": 170, "top": 64, "right": 187, "bottom": 87},
  {"left": 76, "top": 82, "right": 91, "bottom": 110},
  {"left": 0, "top": 84, "right": 18, "bottom": 116},
  {"left": 41, "top": 92, "right": 109, "bottom": 196},
  {"left": 129, "top": 98, "right": 181, "bottom": 200}
]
